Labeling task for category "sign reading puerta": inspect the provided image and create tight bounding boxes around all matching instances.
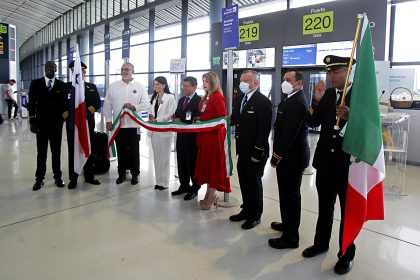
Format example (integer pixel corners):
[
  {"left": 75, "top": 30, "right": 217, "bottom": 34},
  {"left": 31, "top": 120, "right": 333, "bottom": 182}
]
[{"left": 0, "top": 23, "right": 9, "bottom": 58}]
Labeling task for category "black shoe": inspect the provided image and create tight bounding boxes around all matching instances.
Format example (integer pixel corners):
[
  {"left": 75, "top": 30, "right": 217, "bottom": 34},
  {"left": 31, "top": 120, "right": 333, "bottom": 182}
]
[
  {"left": 116, "top": 175, "right": 126, "bottom": 184},
  {"left": 241, "top": 219, "right": 261, "bottom": 230},
  {"left": 54, "top": 178, "right": 65, "bottom": 188},
  {"left": 229, "top": 212, "right": 248, "bottom": 222},
  {"left": 68, "top": 181, "right": 78, "bottom": 189},
  {"left": 271, "top": 222, "right": 285, "bottom": 231},
  {"left": 85, "top": 178, "right": 101, "bottom": 185},
  {"left": 154, "top": 185, "right": 167, "bottom": 190},
  {"left": 32, "top": 181, "right": 44, "bottom": 191},
  {"left": 334, "top": 259, "right": 353, "bottom": 275},
  {"left": 171, "top": 186, "right": 188, "bottom": 196},
  {"left": 268, "top": 237, "right": 299, "bottom": 249},
  {"left": 131, "top": 176, "right": 139, "bottom": 185},
  {"left": 302, "top": 245, "right": 329, "bottom": 258},
  {"left": 184, "top": 192, "right": 198, "bottom": 201}
]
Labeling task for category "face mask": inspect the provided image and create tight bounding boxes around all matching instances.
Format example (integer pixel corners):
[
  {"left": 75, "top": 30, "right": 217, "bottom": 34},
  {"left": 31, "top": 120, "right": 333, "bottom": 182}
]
[
  {"left": 239, "top": 82, "right": 251, "bottom": 94},
  {"left": 281, "top": 81, "right": 295, "bottom": 95}
]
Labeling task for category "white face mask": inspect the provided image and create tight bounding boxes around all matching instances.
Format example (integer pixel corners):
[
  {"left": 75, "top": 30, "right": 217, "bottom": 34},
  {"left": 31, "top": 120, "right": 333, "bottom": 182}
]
[
  {"left": 281, "top": 81, "right": 295, "bottom": 95},
  {"left": 239, "top": 82, "right": 251, "bottom": 94}
]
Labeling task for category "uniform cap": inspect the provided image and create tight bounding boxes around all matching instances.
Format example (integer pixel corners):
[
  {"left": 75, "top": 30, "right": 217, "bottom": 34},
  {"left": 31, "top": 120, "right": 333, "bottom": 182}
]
[{"left": 324, "top": 55, "right": 356, "bottom": 71}]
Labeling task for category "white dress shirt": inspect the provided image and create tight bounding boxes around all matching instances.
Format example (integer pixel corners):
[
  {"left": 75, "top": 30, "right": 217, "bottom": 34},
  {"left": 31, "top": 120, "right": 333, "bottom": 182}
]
[
  {"left": 44, "top": 76, "right": 56, "bottom": 88},
  {"left": 103, "top": 79, "right": 149, "bottom": 128}
]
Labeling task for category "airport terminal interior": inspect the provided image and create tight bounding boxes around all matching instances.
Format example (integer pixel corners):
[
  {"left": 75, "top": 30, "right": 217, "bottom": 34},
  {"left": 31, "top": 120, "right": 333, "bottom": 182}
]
[{"left": 1, "top": 0, "right": 420, "bottom": 279}]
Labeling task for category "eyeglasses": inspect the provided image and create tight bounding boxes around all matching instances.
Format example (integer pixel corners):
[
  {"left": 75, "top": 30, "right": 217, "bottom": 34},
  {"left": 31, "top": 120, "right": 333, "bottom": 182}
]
[{"left": 121, "top": 68, "right": 133, "bottom": 72}]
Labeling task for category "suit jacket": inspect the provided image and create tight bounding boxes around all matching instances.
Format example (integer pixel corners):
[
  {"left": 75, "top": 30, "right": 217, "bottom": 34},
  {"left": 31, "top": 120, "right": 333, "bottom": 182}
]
[
  {"left": 28, "top": 77, "right": 67, "bottom": 128},
  {"left": 148, "top": 93, "right": 177, "bottom": 138},
  {"left": 271, "top": 90, "right": 309, "bottom": 166},
  {"left": 307, "top": 87, "right": 351, "bottom": 170},
  {"left": 231, "top": 90, "right": 272, "bottom": 160},
  {"left": 174, "top": 93, "right": 201, "bottom": 138}
]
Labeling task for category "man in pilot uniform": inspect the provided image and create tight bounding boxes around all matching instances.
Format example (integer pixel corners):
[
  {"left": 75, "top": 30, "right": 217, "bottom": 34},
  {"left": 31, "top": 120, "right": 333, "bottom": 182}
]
[
  {"left": 303, "top": 55, "right": 356, "bottom": 275},
  {"left": 64, "top": 61, "right": 102, "bottom": 189}
]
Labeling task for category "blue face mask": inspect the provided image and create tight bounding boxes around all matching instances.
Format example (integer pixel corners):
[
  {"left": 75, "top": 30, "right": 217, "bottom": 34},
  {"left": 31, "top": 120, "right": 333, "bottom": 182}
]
[{"left": 239, "top": 82, "right": 251, "bottom": 94}]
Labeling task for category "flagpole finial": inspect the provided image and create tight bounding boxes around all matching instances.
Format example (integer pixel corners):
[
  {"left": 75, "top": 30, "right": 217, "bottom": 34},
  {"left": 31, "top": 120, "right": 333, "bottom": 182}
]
[{"left": 357, "top": 13, "right": 364, "bottom": 19}]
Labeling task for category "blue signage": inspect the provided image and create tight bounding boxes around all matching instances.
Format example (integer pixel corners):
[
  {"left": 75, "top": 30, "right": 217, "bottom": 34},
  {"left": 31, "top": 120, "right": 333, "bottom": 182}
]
[
  {"left": 222, "top": 5, "right": 239, "bottom": 50},
  {"left": 282, "top": 44, "right": 317, "bottom": 67},
  {"left": 122, "top": 28, "right": 131, "bottom": 59},
  {"left": 104, "top": 29, "right": 110, "bottom": 61}
]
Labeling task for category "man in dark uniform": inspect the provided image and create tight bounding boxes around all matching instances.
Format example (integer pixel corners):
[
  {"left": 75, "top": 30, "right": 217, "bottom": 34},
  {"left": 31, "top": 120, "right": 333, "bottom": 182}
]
[
  {"left": 64, "top": 61, "right": 101, "bottom": 189},
  {"left": 303, "top": 55, "right": 356, "bottom": 275},
  {"left": 229, "top": 70, "right": 272, "bottom": 230},
  {"left": 269, "top": 69, "right": 310, "bottom": 249},
  {"left": 171, "top": 76, "right": 202, "bottom": 201},
  {"left": 28, "top": 61, "right": 67, "bottom": 191}
]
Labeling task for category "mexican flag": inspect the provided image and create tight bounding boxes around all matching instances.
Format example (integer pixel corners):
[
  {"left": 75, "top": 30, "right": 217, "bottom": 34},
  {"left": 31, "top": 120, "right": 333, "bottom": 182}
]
[{"left": 341, "top": 14, "right": 385, "bottom": 254}]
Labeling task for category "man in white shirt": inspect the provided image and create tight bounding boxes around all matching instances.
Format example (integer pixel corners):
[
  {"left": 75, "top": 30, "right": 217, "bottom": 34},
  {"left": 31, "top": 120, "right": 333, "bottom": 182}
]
[
  {"left": 2, "top": 79, "right": 18, "bottom": 120},
  {"left": 103, "top": 62, "right": 149, "bottom": 185}
]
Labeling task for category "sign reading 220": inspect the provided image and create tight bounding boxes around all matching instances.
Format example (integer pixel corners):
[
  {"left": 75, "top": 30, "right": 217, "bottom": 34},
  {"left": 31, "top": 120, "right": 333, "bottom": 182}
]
[{"left": 303, "top": 11, "right": 334, "bottom": 35}]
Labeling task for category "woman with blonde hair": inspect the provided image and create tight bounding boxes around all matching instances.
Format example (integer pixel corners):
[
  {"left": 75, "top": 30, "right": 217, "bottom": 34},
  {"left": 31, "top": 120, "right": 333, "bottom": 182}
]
[{"left": 195, "top": 71, "right": 231, "bottom": 210}]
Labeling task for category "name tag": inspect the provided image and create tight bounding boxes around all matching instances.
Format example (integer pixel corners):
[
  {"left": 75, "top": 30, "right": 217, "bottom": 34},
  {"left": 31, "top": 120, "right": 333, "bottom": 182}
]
[{"left": 186, "top": 110, "right": 192, "bottom": 121}]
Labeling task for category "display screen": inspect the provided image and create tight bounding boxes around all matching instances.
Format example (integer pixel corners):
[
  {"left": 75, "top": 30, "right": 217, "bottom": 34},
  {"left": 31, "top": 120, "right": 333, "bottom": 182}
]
[
  {"left": 222, "top": 50, "right": 247, "bottom": 69},
  {"left": 282, "top": 44, "right": 317, "bottom": 67},
  {"left": 223, "top": 48, "right": 275, "bottom": 69},
  {"left": 315, "top": 41, "right": 353, "bottom": 65}
]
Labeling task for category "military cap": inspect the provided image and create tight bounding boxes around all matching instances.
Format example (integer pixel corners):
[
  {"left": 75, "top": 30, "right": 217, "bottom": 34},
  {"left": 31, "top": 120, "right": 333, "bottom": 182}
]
[
  {"left": 324, "top": 55, "right": 356, "bottom": 71},
  {"left": 68, "top": 60, "right": 87, "bottom": 69}
]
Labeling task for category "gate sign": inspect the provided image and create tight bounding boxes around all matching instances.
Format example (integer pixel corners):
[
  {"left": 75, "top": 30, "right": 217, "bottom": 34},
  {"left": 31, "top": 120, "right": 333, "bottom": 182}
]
[
  {"left": 0, "top": 23, "right": 9, "bottom": 58},
  {"left": 222, "top": 5, "right": 239, "bottom": 50},
  {"left": 122, "top": 28, "right": 131, "bottom": 59}
]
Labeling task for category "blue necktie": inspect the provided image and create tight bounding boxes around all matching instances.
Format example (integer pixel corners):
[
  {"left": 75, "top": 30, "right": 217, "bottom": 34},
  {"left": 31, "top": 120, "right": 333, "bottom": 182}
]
[
  {"left": 47, "top": 79, "right": 52, "bottom": 91},
  {"left": 240, "top": 95, "right": 248, "bottom": 114}
]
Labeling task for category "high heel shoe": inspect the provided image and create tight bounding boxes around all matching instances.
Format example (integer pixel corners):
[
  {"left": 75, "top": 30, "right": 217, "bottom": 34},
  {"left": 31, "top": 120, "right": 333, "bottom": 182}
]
[
  {"left": 199, "top": 192, "right": 210, "bottom": 206},
  {"left": 200, "top": 195, "right": 218, "bottom": 210}
]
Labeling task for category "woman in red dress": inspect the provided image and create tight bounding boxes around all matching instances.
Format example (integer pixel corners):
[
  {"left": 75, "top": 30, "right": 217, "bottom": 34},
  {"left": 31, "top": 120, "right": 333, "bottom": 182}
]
[{"left": 195, "top": 71, "right": 231, "bottom": 210}]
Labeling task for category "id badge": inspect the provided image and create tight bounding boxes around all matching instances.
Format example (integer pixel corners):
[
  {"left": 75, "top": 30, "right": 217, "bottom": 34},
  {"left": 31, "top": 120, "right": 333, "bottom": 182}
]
[{"left": 186, "top": 110, "right": 192, "bottom": 121}]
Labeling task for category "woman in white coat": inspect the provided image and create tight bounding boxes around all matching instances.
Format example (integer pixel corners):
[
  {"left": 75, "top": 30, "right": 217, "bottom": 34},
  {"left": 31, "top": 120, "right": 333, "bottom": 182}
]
[{"left": 149, "top": 76, "right": 177, "bottom": 190}]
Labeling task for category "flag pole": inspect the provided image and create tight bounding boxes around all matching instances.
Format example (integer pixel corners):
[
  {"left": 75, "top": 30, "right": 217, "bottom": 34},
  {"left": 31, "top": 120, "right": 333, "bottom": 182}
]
[{"left": 334, "top": 13, "right": 365, "bottom": 130}]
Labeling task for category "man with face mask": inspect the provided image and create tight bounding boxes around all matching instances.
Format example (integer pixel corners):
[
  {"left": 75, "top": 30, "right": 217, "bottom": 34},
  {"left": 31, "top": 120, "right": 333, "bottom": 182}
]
[
  {"left": 268, "top": 69, "right": 310, "bottom": 249},
  {"left": 28, "top": 61, "right": 67, "bottom": 191},
  {"left": 303, "top": 55, "right": 356, "bottom": 275},
  {"left": 229, "top": 70, "right": 272, "bottom": 230}
]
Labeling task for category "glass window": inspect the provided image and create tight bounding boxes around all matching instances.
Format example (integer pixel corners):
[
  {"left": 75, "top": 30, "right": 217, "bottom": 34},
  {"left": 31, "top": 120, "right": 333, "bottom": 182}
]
[
  {"left": 133, "top": 74, "right": 150, "bottom": 93},
  {"left": 91, "top": 76, "right": 105, "bottom": 98},
  {"left": 186, "top": 71, "right": 207, "bottom": 97},
  {"left": 239, "top": 1, "right": 287, "bottom": 18},
  {"left": 93, "top": 52, "right": 105, "bottom": 75},
  {"left": 110, "top": 49, "right": 124, "bottom": 75},
  {"left": 290, "top": 0, "right": 336, "bottom": 8},
  {"left": 155, "top": 24, "right": 181, "bottom": 40},
  {"left": 131, "top": 32, "right": 149, "bottom": 45},
  {"left": 130, "top": 44, "right": 149, "bottom": 73},
  {"left": 61, "top": 55, "right": 68, "bottom": 82},
  {"left": 188, "top": 17, "right": 210, "bottom": 34},
  {"left": 154, "top": 38, "right": 181, "bottom": 72},
  {"left": 393, "top": 1, "right": 420, "bottom": 62},
  {"left": 110, "top": 39, "right": 122, "bottom": 49},
  {"left": 187, "top": 33, "right": 210, "bottom": 70},
  {"left": 151, "top": 73, "right": 176, "bottom": 95},
  {"left": 392, "top": 65, "right": 420, "bottom": 91},
  {"left": 94, "top": 43, "right": 104, "bottom": 53}
]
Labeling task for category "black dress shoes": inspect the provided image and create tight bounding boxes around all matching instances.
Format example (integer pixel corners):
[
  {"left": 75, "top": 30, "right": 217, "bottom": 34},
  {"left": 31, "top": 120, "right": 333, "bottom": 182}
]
[
  {"left": 229, "top": 212, "right": 248, "bottom": 222},
  {"left": 241, "top": 219, "right": 261, "bottom": 230},
  {"left": 116, "top": 175, "right": 126, "bottom": 184},
  {"left": 171, "top": 187, "right": 188, "bottom": 196},
  {"left": 131, "top": 176, "right": 139, "bottom": 185},
  {"left": 32, "top": 181, "right": 44, "bottom": 191},
  {"left": 68, "top": 181, "right": 78, "bottom": 189},
  {"left": 271, "top": 222, "right": 285, "bottom": 231},
  {"left": 85, "top": 178, "right": 101, "bottom": 185},
  {"left": 268, "top": 237, "right": 299, "bottom": 249},
  {"left": 302, "top": 245, "right": 329, "bottom": 258},
  {"left": 334, "top": 259, "right": 353, "bottom": 275},
  {"left": 184, "top": 192, "right": 198, "bottom": 201},
  {"left": 154, "top": 185, "right": 167, "bottom": 190},
  {"left": 55, "top": 178, "right": 65, "bottom": 188}
]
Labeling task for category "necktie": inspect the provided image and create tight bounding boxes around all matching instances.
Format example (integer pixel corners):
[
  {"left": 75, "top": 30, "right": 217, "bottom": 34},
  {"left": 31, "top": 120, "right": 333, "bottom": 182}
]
[
  {"left": 336, "top": 90, "right": 343, "bottom": 104},
  {"left": 47, "top": 79, "right": 52, "bottom": 91},
  {"left": 240, "top": 94, "right": 248, "bottom": 114},
  {"left": 183, "top": 96, "right": 190, "bottom": 111}
]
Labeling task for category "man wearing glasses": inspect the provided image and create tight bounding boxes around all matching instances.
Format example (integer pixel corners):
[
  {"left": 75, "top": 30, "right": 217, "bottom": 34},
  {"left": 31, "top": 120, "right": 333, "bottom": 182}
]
[{"left": 103, "top": 62, "right": 149, "bottom": 185}]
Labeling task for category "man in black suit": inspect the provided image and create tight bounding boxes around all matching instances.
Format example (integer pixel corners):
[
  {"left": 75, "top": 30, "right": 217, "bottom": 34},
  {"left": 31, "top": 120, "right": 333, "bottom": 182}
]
[
  {"left": 28, "top": 61, "right": 67, "bottom": 191},
  {"left": 64, "top": 61, "right": 102, "bottom": 189},
  {"left": 171, "top": 76, "right": 202, "bottom": 201},
  {"left": 229, "top": 70, "right": 272, "bottom": 230},
  {"left": 303, "top": 55, "right": 356, "bottom": 275},
  {"left": 268, "top": 69, "right": 310, "bottom": 249}
]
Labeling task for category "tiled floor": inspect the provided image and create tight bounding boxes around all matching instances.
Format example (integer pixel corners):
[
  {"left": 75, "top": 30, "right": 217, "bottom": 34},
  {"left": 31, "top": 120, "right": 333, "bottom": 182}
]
[{"left": 1, "top": 118, "right": 420, "bottom": 279}]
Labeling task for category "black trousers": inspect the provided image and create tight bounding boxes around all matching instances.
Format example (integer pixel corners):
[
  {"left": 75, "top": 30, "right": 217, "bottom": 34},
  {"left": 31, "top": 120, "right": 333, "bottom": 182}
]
[
  {"left": 237, "top": 155, "right": 267, "bottom": 221},
  {"left": 176, "top": 133, "right": 200, "bottom": 193},
  {"left": 6, "top": 99, "right": 18, "bottom": 119},
  {"left": 115, "top": 128, "right": 140, "bottom": 177},
  {"left": 35, "top": 123, "right": 64, "bottom": 181},
  {"left": 66, "top": 123, "right": 95, "bottom": 182},
  {"left": 275, "top": 150, "right": 308, "bottom": 243},
  {"left": 314, "top": 166, "right": 356, "bottom": 261}
]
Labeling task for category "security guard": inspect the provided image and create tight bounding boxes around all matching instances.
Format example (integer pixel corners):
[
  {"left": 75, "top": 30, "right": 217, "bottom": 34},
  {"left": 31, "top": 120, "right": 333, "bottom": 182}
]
[
  {"left": 303, "top": 55, "right": 356, "bottom": 275},
  {"left": 64, "top": 61, "right": 102, "bottom": 189}
]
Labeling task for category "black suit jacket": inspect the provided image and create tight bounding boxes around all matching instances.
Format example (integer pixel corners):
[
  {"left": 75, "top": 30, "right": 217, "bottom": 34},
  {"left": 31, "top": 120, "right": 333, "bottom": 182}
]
[
  {"left": 28, "top": 77, "right": 67, "bottom": 128},
  {"left": 174, "top": 93, "right": 201, "bottom": 125},
  {"left": 307, "top": 87, "right": 351, "bottom": 169},
  {"left": 271, "top": 90, "right": 309, "bottom": 166},
  {"left": 231, "top": 90, "right": 272, "bottom": 160}
]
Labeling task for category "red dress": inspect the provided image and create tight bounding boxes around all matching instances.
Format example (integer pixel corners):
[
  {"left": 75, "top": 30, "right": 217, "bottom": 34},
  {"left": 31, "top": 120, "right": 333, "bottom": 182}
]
[{"left": 194, "top": 91, "right": 231, "bottom": 193}]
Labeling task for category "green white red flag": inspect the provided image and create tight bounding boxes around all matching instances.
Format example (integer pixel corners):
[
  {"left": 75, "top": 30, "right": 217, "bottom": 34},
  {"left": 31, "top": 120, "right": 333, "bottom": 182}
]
[{"left": 341, "top": 14, "right": 385, "bottom": 254}]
